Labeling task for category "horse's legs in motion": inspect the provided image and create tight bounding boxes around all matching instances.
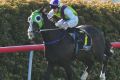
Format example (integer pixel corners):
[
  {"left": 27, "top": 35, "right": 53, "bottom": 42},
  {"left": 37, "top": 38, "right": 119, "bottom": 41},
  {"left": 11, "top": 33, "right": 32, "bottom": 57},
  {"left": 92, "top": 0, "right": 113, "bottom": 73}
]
[
  {"left": 81, "top": 66, "right": 89, "bottom": 80},
  {"left": 100, "top": 41, "right": 112, "bottom": 80},
  {"left": 63, "top": 63, "right": 73, "bottom": 80},
  {"left": 81, "top": 59, "right": 94, "bottom": 80},
  {"left": 43, "top": 61, "right": 54, "bottom": 80},
  {"left": 100, "top": 55, "right": 108, "bottom": 80}
]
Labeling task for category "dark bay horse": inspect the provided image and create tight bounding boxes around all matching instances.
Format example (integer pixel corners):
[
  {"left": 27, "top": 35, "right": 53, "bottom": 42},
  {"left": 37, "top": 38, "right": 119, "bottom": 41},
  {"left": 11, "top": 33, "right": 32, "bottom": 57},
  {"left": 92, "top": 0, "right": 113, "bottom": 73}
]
[{"left": 27, "top": 9, "right": 112, "bottom": 80}]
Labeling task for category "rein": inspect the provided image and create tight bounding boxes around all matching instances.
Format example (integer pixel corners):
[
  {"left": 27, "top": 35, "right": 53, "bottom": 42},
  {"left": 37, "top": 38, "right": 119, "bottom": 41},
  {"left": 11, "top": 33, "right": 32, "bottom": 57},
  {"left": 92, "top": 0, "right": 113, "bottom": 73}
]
[
  {"left": 35, "top": 28, "right": 66, "bottom": 45},
  {"left": 39, "top": 27, "right": 63, "bottom": 32}
]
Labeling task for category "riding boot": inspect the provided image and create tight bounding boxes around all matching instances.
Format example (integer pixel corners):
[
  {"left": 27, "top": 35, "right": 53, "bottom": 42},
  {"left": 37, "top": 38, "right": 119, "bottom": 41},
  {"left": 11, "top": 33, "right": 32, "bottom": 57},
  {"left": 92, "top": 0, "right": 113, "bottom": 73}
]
[
  {"left": 74, "top": 31, "right": 82, "bottom": 55},
  {"left": 67, "top": 28, "right": 81, "bottom": 55}
]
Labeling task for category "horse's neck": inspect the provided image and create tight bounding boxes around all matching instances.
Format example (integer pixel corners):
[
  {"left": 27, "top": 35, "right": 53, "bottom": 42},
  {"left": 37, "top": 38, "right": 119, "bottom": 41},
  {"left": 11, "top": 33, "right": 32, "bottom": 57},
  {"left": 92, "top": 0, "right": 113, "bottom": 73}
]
[
  {"left": 42, "top": 13, "right": 55, "bottom": 29},
  {"left": 41, "top": 13, "right": 64, "bottom": 42}
]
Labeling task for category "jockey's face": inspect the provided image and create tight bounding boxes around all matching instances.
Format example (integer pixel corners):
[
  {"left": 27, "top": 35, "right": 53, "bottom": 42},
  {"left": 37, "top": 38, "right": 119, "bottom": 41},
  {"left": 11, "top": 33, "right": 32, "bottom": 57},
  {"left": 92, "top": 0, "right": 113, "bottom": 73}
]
[
  {"left": 53, "top": 8, "right": 58, "bottom": 13},
  {"left": 50, "top": 4, "right": 59, "bottom": 13}
]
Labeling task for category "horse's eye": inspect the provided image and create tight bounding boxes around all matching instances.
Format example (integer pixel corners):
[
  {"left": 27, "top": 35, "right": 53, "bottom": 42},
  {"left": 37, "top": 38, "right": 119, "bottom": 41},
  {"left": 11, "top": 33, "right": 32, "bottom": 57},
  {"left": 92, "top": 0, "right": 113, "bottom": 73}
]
[{"left": 36, "top": 16, "right": 41, "bottom": 22}]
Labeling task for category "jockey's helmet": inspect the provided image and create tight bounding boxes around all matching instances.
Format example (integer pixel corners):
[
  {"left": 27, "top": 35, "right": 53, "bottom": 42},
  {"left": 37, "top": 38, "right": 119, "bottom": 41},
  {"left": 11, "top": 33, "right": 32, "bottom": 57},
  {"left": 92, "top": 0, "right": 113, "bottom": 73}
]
[{"left": 50, "top": 0, "right": 60, "bottom": 9}]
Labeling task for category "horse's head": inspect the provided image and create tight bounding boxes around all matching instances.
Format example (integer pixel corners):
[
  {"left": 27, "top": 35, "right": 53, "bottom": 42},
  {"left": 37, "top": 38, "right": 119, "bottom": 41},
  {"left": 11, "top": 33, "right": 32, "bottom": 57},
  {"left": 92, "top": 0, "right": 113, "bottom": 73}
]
[
  {"left": 27, "top": 8, "right": 55, "bottom": 33},
  {"left": 27, "top": 8, "right": 64, "bottom": 43},
  {"left": 28, "top": 9, "right": 44, "bottom": 31}
]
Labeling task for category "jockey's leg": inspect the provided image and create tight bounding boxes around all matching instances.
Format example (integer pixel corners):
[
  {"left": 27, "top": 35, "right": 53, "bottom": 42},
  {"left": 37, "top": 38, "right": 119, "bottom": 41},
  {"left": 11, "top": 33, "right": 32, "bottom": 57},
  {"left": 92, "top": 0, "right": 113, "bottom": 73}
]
[{"left": 83, "top": 33, "right": 92, "bottom": 51}]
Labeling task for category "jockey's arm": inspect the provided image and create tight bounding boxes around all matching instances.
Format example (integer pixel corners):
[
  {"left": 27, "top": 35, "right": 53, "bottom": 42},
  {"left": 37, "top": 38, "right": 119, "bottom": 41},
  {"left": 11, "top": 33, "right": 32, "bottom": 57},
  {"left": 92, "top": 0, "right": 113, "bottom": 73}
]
[
  {"left": 47, "top": 9, "right": 54, "bottom": 19},
  {"left": 64, "top": 7, "right": 78, "bottom": 28}
]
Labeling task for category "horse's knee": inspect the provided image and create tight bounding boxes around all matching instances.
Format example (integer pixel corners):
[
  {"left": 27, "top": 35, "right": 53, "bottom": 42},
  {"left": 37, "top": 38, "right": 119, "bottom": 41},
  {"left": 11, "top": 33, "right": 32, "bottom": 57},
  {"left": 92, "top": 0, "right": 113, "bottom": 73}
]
[
  {"left": 95, "top": 52, "right": 105, "bottom": 63},
  {"left": 64, "top": 64, "right": 74, "bottom": 80}
]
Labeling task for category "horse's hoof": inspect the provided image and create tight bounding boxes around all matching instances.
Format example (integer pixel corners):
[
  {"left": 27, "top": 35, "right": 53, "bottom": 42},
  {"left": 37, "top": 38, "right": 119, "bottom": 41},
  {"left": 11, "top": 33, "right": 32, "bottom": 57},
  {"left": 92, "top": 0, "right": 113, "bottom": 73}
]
[
  {"left": 81, "top": 71, "right": 88, "bottom": 80},
  {"left": 100, "top": 73, "right": 106, "bottom": 80},
  {"left": 110, "top": 47, "right": 114, "bottom": 55}
]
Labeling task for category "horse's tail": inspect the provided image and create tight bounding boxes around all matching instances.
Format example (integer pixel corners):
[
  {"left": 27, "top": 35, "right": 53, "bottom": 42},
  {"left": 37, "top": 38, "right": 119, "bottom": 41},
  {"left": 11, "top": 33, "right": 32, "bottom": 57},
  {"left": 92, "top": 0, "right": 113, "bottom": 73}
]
[{"left": 104, "top": 39, "right": 114, "bottom": 58}]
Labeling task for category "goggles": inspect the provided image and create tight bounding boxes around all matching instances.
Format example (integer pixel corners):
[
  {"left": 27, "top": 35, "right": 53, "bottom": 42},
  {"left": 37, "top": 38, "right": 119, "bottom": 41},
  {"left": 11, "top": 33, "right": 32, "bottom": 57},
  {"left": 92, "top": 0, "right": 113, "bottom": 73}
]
[{"left": 50, "top": 4, "right": 58, "bottom": 9}]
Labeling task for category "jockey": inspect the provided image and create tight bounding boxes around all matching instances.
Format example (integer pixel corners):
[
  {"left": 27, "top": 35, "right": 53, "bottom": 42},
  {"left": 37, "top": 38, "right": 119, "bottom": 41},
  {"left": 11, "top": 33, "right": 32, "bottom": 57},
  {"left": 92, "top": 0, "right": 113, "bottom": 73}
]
[
  {"left": 47, "top": 0, "right": 79, "bottom": 30},
  {"left": 47, "top": 0, "right": 91, "bottom": 51}
]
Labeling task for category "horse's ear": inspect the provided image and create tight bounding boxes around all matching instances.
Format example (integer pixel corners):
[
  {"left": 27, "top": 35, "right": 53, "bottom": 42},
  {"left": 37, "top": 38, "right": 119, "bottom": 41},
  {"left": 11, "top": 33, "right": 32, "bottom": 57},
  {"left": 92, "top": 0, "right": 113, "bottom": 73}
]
[{"left": 39, "top": 7, "right": 47, "bottom": 14}]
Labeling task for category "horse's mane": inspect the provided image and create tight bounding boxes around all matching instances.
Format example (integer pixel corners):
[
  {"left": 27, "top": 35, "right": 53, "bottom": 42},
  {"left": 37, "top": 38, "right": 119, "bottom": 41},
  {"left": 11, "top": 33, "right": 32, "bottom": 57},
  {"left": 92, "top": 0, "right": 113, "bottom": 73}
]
[
  {"left": 38, "top": 7, "right": 68, "bottom": 43},
  {"left": 39, "top": 8, "right": 56, "bottom": 29}
]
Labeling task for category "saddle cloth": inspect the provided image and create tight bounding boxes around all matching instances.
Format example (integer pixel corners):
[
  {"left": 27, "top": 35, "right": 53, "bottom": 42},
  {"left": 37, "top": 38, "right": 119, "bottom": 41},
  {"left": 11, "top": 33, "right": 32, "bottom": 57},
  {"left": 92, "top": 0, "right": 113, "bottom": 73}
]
[{"left": 67, "top": 28, "right": 92, "bottom": 54}]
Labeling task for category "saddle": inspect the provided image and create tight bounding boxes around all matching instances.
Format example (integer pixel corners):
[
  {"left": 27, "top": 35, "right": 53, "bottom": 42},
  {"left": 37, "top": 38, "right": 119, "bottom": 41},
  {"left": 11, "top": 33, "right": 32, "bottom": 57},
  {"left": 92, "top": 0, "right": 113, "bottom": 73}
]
[{"left": 67, "top": 27, "right": 92, "bottom": 54}]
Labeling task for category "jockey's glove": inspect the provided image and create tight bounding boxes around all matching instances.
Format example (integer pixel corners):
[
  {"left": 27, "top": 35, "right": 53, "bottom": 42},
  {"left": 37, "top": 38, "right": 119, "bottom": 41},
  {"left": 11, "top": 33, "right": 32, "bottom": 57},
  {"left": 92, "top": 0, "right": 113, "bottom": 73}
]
[
  {"left": 55, "top": 22, "right": 60, "bottom": 27},
  {"left": 61, "top": 22, "right": 69, "bottom": 30},
  {"left": 27, "top": 31, "right": 35, "bottom": 40},
  {"left": 49, "top": 18, "right": 54, "bottom": 22},
  {"left": 55, "top": 22, "right": 68, "bottom": 30}
]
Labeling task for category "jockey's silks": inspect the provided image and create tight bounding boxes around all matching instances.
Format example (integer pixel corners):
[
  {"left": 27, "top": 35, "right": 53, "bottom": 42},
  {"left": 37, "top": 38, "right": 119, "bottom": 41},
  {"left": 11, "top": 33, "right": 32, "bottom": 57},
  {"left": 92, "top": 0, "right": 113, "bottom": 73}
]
[{"left": 54, "top": 5, "right": 78, "bottom": 20}]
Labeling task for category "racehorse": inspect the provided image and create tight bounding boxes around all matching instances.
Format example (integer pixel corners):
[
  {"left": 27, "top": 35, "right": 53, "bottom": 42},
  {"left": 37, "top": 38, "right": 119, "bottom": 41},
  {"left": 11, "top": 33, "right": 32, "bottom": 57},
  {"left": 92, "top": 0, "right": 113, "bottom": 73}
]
[{"left": 27, "top": 8, "right": 112, "bottom": 80}]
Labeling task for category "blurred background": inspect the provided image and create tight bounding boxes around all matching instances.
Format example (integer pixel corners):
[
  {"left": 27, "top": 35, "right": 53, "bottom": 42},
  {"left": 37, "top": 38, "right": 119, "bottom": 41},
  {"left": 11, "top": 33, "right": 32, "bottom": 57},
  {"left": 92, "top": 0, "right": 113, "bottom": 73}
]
[
  {"left": 0, "top": 0, "right": 120, "bottom": 80},
  {"left": 0, "top": 0, "right": 120, "bottom": 2}
]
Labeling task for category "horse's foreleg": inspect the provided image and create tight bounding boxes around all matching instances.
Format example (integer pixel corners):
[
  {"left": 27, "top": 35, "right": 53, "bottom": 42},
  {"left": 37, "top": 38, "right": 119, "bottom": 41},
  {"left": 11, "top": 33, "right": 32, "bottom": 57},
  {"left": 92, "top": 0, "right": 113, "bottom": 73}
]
[
  {"left": 42, "top": 62, "right": 54, "bottom": 80},
  {"left": 63, "top": 64, "right": 74, "bottom": 80},
  {"left": 81, "top": 66, "right": 88, "bottom": 80}
]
